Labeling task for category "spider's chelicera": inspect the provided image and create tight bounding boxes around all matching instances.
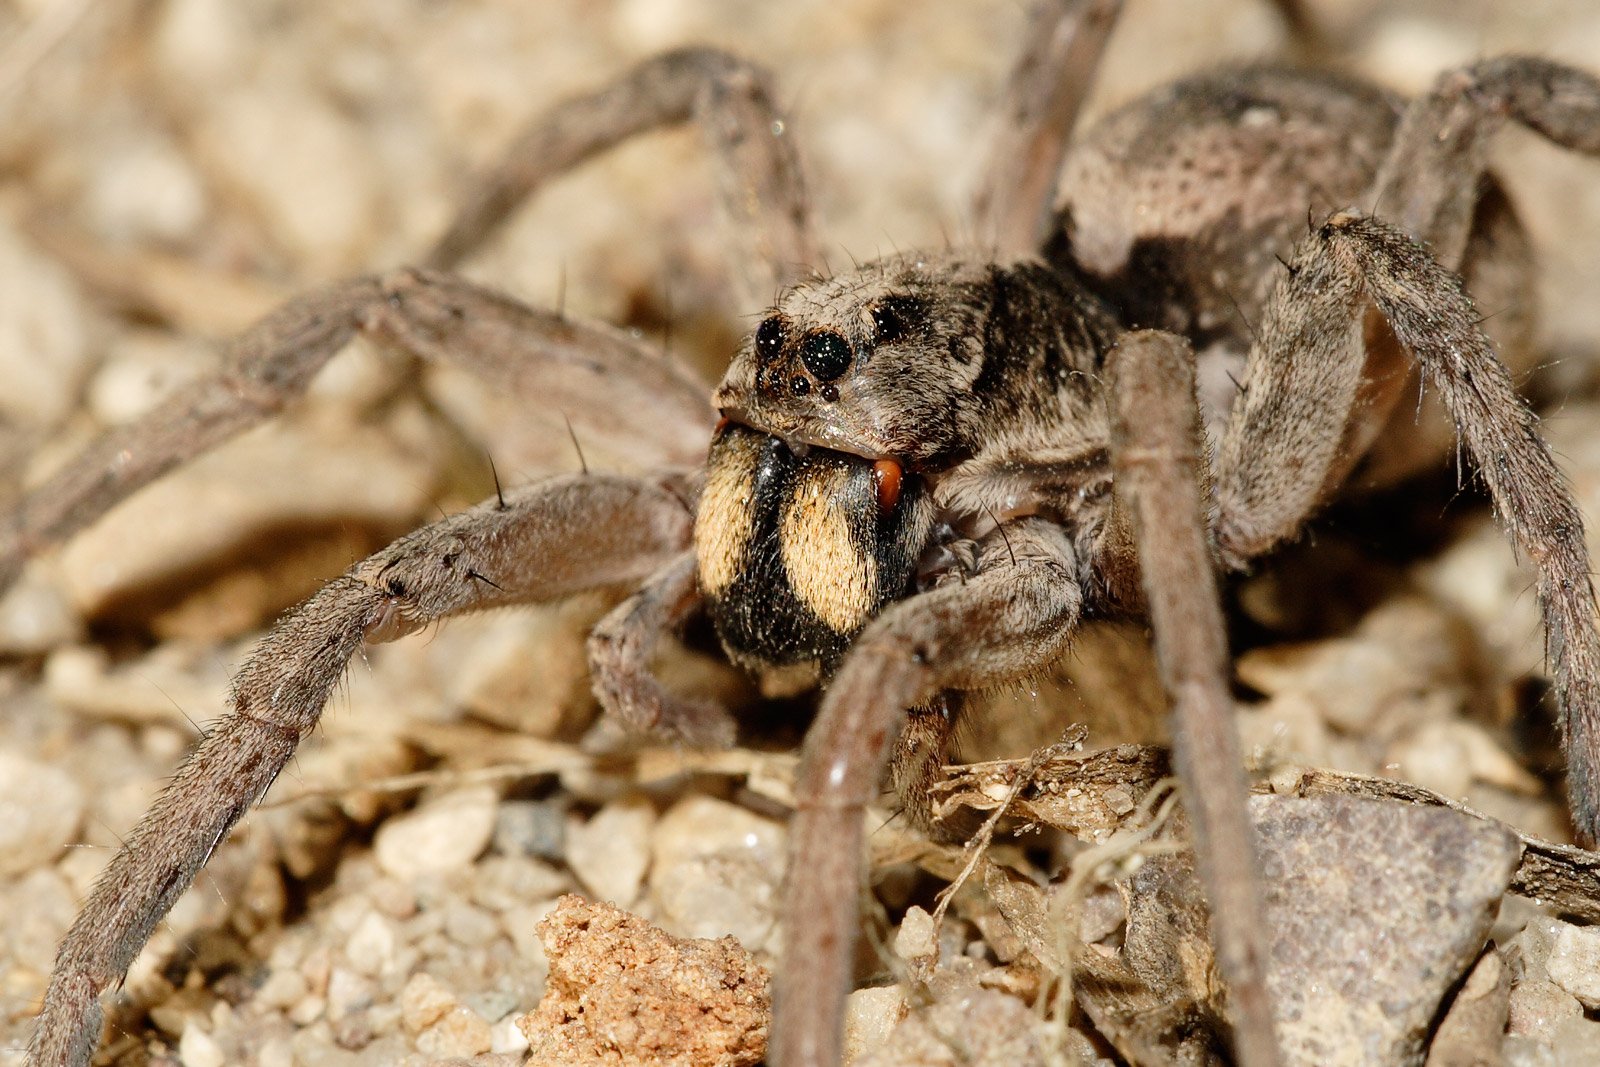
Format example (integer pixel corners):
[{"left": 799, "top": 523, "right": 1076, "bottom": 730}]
[{"left": 13, "top": 3, "right": 1600, "bottom": 1066}]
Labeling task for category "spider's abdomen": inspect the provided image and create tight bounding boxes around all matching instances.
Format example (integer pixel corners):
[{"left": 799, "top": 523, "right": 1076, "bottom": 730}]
[{"left": 696, "top": 424, "right": 932, "bottom": 680}]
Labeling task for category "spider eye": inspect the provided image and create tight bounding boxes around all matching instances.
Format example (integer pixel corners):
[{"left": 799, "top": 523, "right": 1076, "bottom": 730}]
[
  {"left": 800, "top": 331, "right": 853, "bottom": 382},
  {"left": 870, "top": 296, "right": 925, "bottom": 345},
  {"left": 755, "top": 317, "right": 786, "bottom": 360}
]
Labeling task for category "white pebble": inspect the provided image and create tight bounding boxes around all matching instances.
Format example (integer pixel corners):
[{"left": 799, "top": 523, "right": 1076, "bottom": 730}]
[
  {"left": 894, "top": 906, "right": 937, "bottom": 962},
  {"left": 374, "top": 786, "right": 497, "bottom": 880},
  {"left": 0, "top": 751, "right": 85, "bottom": 876},
  {"left": 490, "top": 1012, "right": 531, "bottom": 1054},
  {"left": 442, "top": 901, "right": 500, "bottom": 948},
  {"left": 288, "top": 994, "right": 325, "bottom": 1026},
  {"left": 87, "top": 331, "right": 208, "bottom": 425},
  {"left": 0, "top": 222, "right": 93, "bottom": 429},
  {"left": 415, "top": 1005, "right": 492, "bottom": 1060},
  {"left": 193, "top": 84, "right": 380, "bottom": 271},
  {"left": 178, "top": 1023, "right": 224, "bottom": 1067},
  {"left": 470, "top": 854, "right": 569, "bottom": 913},
  {"left": 400, "top": 972, "right": 456, "bottom": 1033},
  {"left": 1547, "top": 923, "right": 1600, "bottom": 1010},
  {"left": 256, "top": 1037, "right": 293, "bottom": 1067},
  {"left": 325, "top": 966, "right": 374, "bottom": 1022},
  {"left": 255, "top": 967, "right": 308, "bottom": 1011},
  {"left": 0, "top": 562, "right": 81, "bottom": 654},
  {"left": 86, "top": 134, "right": 207, "bottom": 243},
  {"left": 843, "top": 985, "right": 906, "bottom": 1064},
  {"left": 649, "top": 794, "right": 786, "bottom": 950},
  {"left": 343, "top": 910, "right": 397, "bottom": 977},
  {"left": 565, "top": 794, "right": 655, "bottom": 908}
]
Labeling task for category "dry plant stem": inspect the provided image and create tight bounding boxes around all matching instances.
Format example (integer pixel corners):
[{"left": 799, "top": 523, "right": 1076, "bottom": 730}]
[
  {"left": 774, "top": 519, "right": 1083, "bottom": 1067},
  {"left": 1106, "top": 330, "right": 1282, "bottom": 1067},
  {"left": 587, "top": 550, "right": 738, "bottom": 746},
  {"left": 929, "top": 738, "right": 1075, "bottom": 927},
  {"left": 424, "top": 47, "right": 818, "bottom": 306},
  {"left": 29, "top": 472, "right": 695, "bottom": 1066},
  {"left": 1047, "top": 783, "right": 1182, "bottom": 1051},
  {"left": 970, "top": 0, "right": 1123, "bottom": 258}
]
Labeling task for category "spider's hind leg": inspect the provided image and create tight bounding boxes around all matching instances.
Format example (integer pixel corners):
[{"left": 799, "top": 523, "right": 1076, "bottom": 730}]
[
  {"left": 970, "top": 0, "right": 1124, "bottom": 259},
  {"left": 1214, "top": 210, "right": 1600, "bottom": 843}
]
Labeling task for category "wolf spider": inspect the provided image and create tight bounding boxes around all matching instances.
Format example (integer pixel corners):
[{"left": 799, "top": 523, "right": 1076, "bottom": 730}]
[{"left": 14, "top": 0, "right": 1600, "bottom": 1064}]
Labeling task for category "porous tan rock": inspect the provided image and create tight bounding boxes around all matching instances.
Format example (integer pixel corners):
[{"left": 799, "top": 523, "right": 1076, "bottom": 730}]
[{"left": 517, "top": 894, "right": 770, "bottom": 1067}]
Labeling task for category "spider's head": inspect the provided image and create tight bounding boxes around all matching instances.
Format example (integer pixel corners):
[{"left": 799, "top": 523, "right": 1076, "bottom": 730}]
[{"left": 712, "top": 254, "right": 998, "bottom": 470}]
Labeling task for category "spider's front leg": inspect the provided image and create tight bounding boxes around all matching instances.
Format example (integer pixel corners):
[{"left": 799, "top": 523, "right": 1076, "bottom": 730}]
[
  {"left": 0, "top": 269, "right": 714, "bottom": 598},
  {"left": 1104, "top": 330, "right": 1281, "bottom": 1067},
  {"left": 771, "top": 518, "right": 1083, "bottom": 1067},
  {"left": 28, "top": 472, "right": 694, "bottom": 1067},
  {"left": 1, "top": 42, "right": 810, "bottom": 600}
]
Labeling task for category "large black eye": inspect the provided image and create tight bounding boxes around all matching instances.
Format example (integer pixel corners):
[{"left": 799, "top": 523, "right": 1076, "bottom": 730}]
[
  {"left": 800, "top": 331, "right": 852, "bottom": 382},
  {"left": 755, "top": 317, "right": 786, "bottom": 361},
  {"left": 870, "top": 296, "right": 925, "bottom": 345}
]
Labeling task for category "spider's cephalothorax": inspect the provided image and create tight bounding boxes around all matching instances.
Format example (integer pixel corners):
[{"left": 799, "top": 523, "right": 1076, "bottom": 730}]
[{"left": 696, "top": 255, "right": 1119, "bottom": 679}]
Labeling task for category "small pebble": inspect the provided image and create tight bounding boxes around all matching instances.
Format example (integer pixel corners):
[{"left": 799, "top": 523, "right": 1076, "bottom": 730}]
[
  {"left": 193, "top": 83, "right": 380, "bottom": 271},
  {"left": 257, "top": 1038, "right": 293, "bottom": 1067},
  {"left": 894, "top": 906, "right": 938, "bottom": 963},
  {"left": 415, "top": 1004, "right": 493, "bottom": 1059},
  {"left": 490, "top": 1012, "right": 531, "bottom": 1054},
  {"left": 1546, "top": 923, "right": 1600, "bottom": 1010},
  {"left": 0, "top": 563, "right": 82, "bottom": 654},
  {"left": 178, "top": 1023, "right": 225, "bottom": 1067},
  {"left": 443, "top": 901, "right": 501, "bottom": 948},
  {"left": 288, "top": 994, "right": 326, "bottom": 1026},
  {"left": 85, "top": 133, "right": 207, "bottom": 244},
  {"left": 565, "top": 794, "right": 655, "bottom": 908},
  {"left": 374, "top": 786, "right": 498, "bottom": 881},
  {"left": 858, "top": 987, "right": 1045, "bottom": 1067},
  {"left": 255, "top": 967, "right": 308, "bottom": 1012},
  {"left": 844, "top": 985, "right": 907, "bottom": 1063},
  {"left": 0, "top": 223, "right": 93, "bottom": 429},
  {"left": 492, "top": 799, "right": 568, "bottom": 861},
  {"left": 1508, "top": 979, "right": 1584, "bottom": 1044},
  {"left": 470, "top": 854, "right": 569, "bottom": 913},
  {"left": 325, "top": 966, "right": 374, "bottom": 1022},
  {"left": 343, "top": 911, "right": 397, "bottom": 978},
  {"left": 400, "top": 972, "right": 456, "bottom": 1034},
  {"left": 0, "top": 751, "right": 86, "bottom": 876},
  {"left": 650, "top": 794, "right": 786, "bottom": 950}
]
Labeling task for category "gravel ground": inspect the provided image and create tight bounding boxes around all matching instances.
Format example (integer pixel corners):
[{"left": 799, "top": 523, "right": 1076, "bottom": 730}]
[{"left": 1, "top": 1, "right": 1599, "bottom": 1065}]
